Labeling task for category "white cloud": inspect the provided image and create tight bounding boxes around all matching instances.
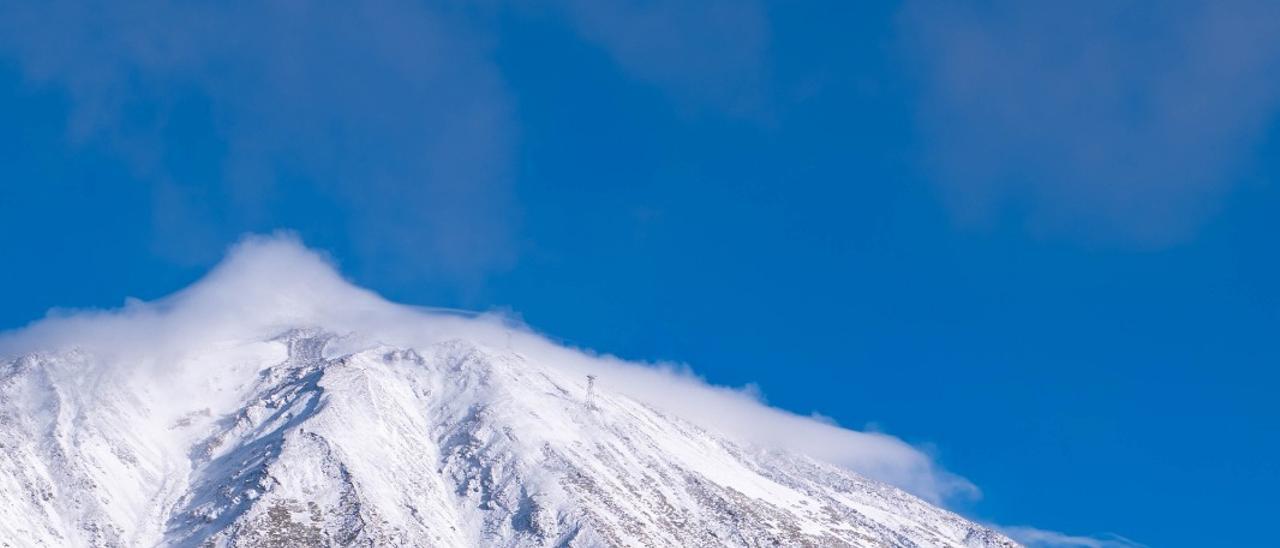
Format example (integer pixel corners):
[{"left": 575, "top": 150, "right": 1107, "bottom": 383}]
[
  {"left": 1002, "top": 525, "right": 1147, "bottom": 548},
  {"left": 0, "top": 233, "right": 972, "bottom": 503}
]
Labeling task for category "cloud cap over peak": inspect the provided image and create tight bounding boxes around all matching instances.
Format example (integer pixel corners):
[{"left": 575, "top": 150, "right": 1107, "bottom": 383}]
[{"left": 0, "top": 234, "right": 974, "bottom": 504}]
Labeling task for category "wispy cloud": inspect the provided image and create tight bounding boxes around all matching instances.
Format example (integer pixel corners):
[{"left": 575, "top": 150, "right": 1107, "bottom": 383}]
[
  {"left": 0, "top": 0, "right": 778, "bottom": 286},
  {"left": 0, "top": 1, "right": 517, "bottom": 281},
  {"left": 1002, "top": 525, "right": 1147, "bottom": 548},
  {"left": 900, "top": 0, "right": 1280, "bottom": 245},
  {"left": 551, "top": 0, "right": 772, "bottom": 118}
]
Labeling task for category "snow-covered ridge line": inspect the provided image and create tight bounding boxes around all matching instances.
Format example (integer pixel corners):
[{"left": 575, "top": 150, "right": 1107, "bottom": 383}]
[{"left": 1, "top": 328, "right": 1015, "bottom": 546}]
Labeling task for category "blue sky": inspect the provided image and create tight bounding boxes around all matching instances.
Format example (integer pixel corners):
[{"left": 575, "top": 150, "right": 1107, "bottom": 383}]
[{"left": 2, "top": 2, "right": 1278, "bottom": 546}]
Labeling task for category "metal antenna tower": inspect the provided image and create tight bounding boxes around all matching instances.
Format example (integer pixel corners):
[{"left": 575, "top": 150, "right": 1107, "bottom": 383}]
[{"left": 585, "top": 375, "right": 598, "bottom": 410}]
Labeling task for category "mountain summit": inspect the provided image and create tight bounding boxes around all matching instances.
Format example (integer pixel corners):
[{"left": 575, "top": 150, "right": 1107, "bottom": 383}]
[{"left": 0, "top": 236, "right": 1016, "bottom": 547}]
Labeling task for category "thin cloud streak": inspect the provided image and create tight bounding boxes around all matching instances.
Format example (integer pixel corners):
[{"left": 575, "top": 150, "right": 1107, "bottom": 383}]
[{"left": 1001, "top": 525, "right": 1147, "bottom": 548}]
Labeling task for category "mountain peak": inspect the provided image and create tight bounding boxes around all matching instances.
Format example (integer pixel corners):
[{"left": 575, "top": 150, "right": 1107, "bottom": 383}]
[{"left": 0, "top": 236, "right": 1011, "bottom": 546}]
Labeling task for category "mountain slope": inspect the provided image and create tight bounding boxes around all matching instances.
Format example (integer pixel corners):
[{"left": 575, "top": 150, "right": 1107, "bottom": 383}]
[{"left": 0, "top": 328, "right": 1015, "bottom": 547}]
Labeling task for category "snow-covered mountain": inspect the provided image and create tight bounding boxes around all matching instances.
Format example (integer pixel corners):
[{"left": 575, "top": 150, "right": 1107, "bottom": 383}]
[{"left": 0, "top": 237, "right": 1017, "bottom": 547}]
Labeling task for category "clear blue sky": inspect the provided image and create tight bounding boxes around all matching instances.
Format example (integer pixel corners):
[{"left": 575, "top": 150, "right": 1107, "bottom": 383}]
[{"left": 2, "top": 2, "right": 1278, "bottom": 546}]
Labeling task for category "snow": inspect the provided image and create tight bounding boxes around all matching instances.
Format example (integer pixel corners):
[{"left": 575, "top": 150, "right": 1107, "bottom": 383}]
[{"left": 0, "top": 330, "right": 1016, "bottom": 547}]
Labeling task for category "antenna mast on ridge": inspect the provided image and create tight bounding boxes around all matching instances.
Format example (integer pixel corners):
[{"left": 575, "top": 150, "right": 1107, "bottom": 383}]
[{"left": 585, "top": 375, "right": 598, "bottom": 410}]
